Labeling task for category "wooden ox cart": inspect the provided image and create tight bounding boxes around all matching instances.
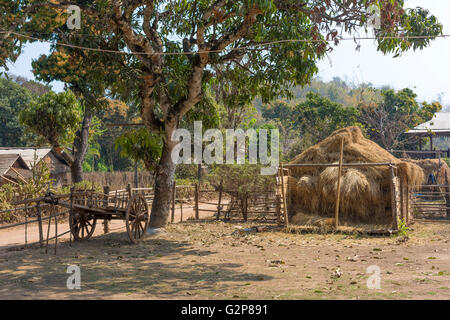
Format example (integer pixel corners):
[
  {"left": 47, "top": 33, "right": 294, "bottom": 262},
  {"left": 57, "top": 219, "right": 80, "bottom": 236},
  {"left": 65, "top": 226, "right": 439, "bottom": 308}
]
[{"left": 44, "top": 189, "right": 150, "bottom": 244}]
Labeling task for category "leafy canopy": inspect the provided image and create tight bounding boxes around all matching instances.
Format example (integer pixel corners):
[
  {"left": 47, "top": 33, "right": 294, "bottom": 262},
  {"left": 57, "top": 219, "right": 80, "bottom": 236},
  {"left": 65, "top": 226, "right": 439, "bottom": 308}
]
[{"left": 19, "top": 90, "right": 82, "bottom": 147}]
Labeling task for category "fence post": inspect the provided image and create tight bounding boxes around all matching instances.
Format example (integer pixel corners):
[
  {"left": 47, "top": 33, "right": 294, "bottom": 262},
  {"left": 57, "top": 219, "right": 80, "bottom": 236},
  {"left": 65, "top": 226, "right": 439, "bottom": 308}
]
[
  {"left": 390, "top": 165, "right": 399, "bottom": 231},
  {"left": 334, "top": 138, "right": 344, "bottom": 230},
  {"left": 103, "top": 186, "right": 110, "bottom": 234},
  {"left": 180, "top": 200, "right": 183, "bottom": 222},
  {"left": 445, "top": 173, "right": 450, "bottom": 219},
  {"left": 276, "top": 195, "right": 281, "bottom": 225},
  {"left": 217, "top": 181, "right": 223, "bottom": 220},
  {"left": 280, "top": 164, "right": 289, "bottom": 228},
  {"left": 37, "top": 201, "right": 43, "bottom": 248},
  {"left": 127, "top": 183, "right": 132, "bottom": 199},
  {"left": 171, "top": 181, "right": 176, "bottom": 223},
  {"left": 69, "top": 187, "right": 73, "bottom": 246},
  {"left": 195, "top": 183, "right": 199, "bottom": 220}
]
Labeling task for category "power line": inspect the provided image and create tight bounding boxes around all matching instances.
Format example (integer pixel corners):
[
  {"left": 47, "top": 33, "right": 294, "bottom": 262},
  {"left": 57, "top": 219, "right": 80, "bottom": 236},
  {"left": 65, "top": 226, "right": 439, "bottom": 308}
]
[{"left": 1, "top": 30, "right": 450, "bottom": 56}]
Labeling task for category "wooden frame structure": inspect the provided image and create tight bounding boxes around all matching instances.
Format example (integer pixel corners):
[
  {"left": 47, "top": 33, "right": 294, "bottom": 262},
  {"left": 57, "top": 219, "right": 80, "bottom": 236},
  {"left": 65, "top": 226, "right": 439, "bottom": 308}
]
[{"left": 279, "top": 162, "right": 408, "bottom": 231}]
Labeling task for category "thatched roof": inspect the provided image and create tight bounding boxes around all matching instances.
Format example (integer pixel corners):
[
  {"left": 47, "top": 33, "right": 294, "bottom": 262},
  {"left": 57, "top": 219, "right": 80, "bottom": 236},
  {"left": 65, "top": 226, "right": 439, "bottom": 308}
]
[
  {"left": 289, "top": 126, "right": 424, "bottom": 186},
  {"left": 287, "top": 127, "right": 424, "bottom": 225}
]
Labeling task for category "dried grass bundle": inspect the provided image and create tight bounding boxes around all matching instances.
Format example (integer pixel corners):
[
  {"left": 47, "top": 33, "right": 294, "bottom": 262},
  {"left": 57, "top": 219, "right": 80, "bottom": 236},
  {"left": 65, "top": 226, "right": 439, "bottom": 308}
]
[{"left": 287, "top": 126, "right": 424, "bottom": 225}]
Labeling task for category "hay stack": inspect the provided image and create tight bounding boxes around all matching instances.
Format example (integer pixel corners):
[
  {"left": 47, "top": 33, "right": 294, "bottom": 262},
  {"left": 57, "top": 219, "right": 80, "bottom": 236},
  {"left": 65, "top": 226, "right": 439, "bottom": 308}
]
[
  {"left": 401, "top": 158, "right": 450, "bottom": 185},
  {"left": 288, "top": 126, "right": 424, "bottom": 224}
]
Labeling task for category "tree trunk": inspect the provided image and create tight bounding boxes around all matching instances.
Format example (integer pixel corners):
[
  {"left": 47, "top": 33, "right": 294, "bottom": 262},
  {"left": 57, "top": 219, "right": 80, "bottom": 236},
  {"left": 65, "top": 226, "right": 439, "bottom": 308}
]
[
  {"left": 71, "top": 110, "right": 93, "bottom": 184},
  {"left": 149, "top": 137, "right": 176, "bottom": 228}
]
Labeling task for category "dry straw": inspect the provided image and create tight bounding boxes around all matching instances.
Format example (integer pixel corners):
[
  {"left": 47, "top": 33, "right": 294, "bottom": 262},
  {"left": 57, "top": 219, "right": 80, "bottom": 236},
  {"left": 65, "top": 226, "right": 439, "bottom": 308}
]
[{"left": 288, "top": 126, "right": 424, "bottom": 225}]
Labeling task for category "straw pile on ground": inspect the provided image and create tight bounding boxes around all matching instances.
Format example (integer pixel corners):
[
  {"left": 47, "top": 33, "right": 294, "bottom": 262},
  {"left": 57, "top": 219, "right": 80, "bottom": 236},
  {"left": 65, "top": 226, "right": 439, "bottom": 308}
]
[{"left": 288, "top": 127, "right": 424, "bottom": 225}]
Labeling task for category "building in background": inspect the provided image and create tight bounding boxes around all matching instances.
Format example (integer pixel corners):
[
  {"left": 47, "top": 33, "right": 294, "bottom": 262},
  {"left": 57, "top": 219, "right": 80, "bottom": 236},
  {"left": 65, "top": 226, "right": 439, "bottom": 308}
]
[
  {"left": 0, "top": 148, "right": 72, "bottom": 186},
  {"left": 0, "top": 154, "right": 31, "bottom": 185}
]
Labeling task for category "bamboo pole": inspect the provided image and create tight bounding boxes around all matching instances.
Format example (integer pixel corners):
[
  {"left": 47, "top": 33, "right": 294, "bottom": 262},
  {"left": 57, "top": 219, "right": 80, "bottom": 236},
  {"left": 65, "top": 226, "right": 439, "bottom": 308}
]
[
  {"left": 217, "top": 180, "right": 223, "bottom": 220},
  {"left": 194, "top": 183, "right": 199, "bottom": 220},
  {"left": 279, "top": 164, "right": 289, "bottom": 228},
  {"left": 37, "top": 201, "right": 43, "bottom": 248},
  {"left": 390, "top": 165, "right": 399, "bottom": 231},
  {"left": 334, "top": 138, "right": 344, "bottom": 229}
]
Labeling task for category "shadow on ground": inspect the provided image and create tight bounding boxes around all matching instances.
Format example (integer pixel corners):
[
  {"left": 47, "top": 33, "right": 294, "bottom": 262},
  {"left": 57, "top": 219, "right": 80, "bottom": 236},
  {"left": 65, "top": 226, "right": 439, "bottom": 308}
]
[{"left": 0, "top": 229, "right": 273, "bottom": 299}]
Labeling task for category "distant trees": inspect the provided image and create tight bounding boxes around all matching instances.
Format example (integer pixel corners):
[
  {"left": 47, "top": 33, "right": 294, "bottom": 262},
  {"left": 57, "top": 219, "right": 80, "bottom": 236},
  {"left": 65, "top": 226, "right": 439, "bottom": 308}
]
[
  {"left": 0, "top": 77, "right": 34, "bottom": 147},
  {"left": 261, "top": 84, "right": 443, "bottom": 158},
  {"left": 359, "top": 88, "right": 442, "bottom": 150},
  {"left": 261, "top": 92, "right": 360, "bottom": 160}
]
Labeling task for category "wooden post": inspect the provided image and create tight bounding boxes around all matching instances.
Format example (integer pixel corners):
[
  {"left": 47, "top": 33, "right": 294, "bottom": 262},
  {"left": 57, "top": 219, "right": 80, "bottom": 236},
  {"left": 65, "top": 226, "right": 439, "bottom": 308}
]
[
  {"left": 280, "top": 164, "right": 289, "bottom": 228},
  {"left": 400, "top": 178, "right": 405, "bottom": 222},
  {"left": 127, "top": 183, "right": 132, "bottom": 199},
  {"left": 335, "top": 137, "right": 344, "bottom": 229},
  {"left": 171, "top": 181, "right": 176, "bottom": 223},
  {"left": 445, "top": 173, "right": 450, "bottom": 219},
  {"left": 36, "top": 201, "right": 44, "bottom": 248},
  {"left": 103, "top": 186, "right": 110, "bottom": 234},
  {"left": 54, "top": 205, "right": 58, "bottom": 255},
  {"left": 197, "top": 163, "right": 202, "bottom": 186},
  {"left": 134, "top": 160, "right": 138, "bottom": 189},
  {"left": 24, "top": 209, "right": 28, "bottom": 247},
  {"left": 276, "top": 195, "right": 281, "bottom": 225},
  {"left": 180, "top": 200, "right": 183, "bottom": 222},
  {"left": 69, "top": 187, "right": 73, "bottom": 246},
  {"left": 406, "top": 185, "right": 411, "bottom": 224},
  {"left": 195, "top": 183, "right": 199, "bottom": 220},
  {"left": 390, "top": 165, "right": 399, "bottom": 231},
  {"left": 217, "top": 181, "right": 223, "bottom": 220}
]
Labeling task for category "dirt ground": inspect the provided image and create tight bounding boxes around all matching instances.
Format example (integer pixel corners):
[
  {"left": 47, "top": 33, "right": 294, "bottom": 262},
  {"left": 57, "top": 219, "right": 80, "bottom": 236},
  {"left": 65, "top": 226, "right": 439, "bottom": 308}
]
[{"left": 0, "top": 217, "right": 449, "bottom": 300}]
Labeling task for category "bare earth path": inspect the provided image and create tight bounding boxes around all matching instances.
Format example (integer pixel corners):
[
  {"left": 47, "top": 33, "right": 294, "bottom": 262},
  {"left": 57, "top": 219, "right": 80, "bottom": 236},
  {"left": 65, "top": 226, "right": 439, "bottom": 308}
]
[
  {"left": 0, "top": 218, "right": 449, "bottom": 300},
  {"left": 0, "top": 202, "right": 219, "bottom": 250}
]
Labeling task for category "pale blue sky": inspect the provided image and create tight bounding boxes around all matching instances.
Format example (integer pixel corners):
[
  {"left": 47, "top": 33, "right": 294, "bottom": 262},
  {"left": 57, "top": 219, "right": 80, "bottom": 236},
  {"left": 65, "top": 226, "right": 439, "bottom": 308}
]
[{"left": 2, "top": 0, "right": 450, "bottom": 105}]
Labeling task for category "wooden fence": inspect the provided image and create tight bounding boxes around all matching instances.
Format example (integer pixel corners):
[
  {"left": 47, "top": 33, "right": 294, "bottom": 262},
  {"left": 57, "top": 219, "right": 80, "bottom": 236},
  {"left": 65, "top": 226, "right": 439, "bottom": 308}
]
[
  {"left": 0, "top": 195, "right": 72, "bottom": 254},
  {"left": 114, "top": 183, "right": 283, "bottom": 224},
  {"left": 411, "top": 184, "right": 450, "bottom": 220}
]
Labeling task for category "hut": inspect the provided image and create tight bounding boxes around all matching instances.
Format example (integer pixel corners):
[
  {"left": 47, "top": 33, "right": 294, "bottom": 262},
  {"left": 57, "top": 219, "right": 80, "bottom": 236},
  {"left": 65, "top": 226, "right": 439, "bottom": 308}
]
[
  {"left": 286, "top": 127, "right": 424, "bottom": 228},
  {"left": 0, "top": 154, "right": 31, "bottom": 185},
  {"left": 0, "top": 148, "right": 71, "bottom": 186}
]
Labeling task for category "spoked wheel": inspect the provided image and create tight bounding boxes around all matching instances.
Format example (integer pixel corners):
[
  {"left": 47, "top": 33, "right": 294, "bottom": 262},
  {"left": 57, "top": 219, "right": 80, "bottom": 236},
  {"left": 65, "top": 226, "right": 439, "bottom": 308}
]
[
  {"left": 69, "top": 211, "right": 97, "bottom": 241},
  {"left": 126, "top": 194, "right": 149, "bottom": 244}
]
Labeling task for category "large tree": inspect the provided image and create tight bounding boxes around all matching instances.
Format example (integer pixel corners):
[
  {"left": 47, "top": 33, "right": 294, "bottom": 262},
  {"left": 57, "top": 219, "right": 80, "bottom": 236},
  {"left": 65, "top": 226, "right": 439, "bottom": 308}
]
[
  {"left": 359, "top": 88, "right": 442, "bottom": 150},
  {"left": 0, "top": 77, "right": 35, "bottom": 146},
  {"left": 1, "top": 0, "right": 442, "bottom": 228}
]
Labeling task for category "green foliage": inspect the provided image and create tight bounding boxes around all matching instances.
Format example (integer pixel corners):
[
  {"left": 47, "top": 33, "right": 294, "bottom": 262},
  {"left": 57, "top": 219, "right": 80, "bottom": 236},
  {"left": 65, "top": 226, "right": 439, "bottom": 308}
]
[
  {"left": 59, "top": 180, "right": 102, "bottom": 195},
  {"left": 261, "top": 91, "right": 360, "bottom": 160},
  {"left": 0, "top": 158, "right": 53, "bottom": 222},
  {"left": 396, "top": 218, "right": 410, "bottom": 237},
  {"left": 0, "top": 77, "right": 36, "bottom": 146},
  {"left": 175, "top": 164, "right": 199, "bottom": 181},
  {"left": 115, "top": 128, "right": 164, "bottom": 171},
  {"left": 207, "top": 164, "right": 276, "bottom": 197},
  {"left": 292, "top": 92, "right": 360, "bottom": 140},
  {"left": 359, "top": 88, "right": 442, "bottom": 149},
  {"left": 19, "top": 90, "right": 82, "bottom": 147}
]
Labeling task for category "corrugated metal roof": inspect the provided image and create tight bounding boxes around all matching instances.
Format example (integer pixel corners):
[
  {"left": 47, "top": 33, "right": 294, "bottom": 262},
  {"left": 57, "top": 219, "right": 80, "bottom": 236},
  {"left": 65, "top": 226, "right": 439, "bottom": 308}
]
[
  {"left": 0, "top": 148, "right": 52, "bottom": 168},
  {"left": 407, "top": 112, "right": 450, "bottom": 134}
]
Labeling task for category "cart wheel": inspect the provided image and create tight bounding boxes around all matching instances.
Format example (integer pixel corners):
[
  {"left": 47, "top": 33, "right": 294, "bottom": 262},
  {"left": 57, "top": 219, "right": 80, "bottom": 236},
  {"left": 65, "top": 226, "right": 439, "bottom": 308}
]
[
  {"left": 126, "top": 194, "right": 149, "bottom": 244},
  {"left": 70, "top": 211, "right": 97, "bottom": 241}
]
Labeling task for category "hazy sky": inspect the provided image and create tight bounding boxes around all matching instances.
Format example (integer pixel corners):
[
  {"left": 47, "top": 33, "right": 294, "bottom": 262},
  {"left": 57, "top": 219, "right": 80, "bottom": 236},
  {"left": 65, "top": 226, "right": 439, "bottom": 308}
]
[{"left": 2, "top": 0, "right": 450, "bottom": 105}]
